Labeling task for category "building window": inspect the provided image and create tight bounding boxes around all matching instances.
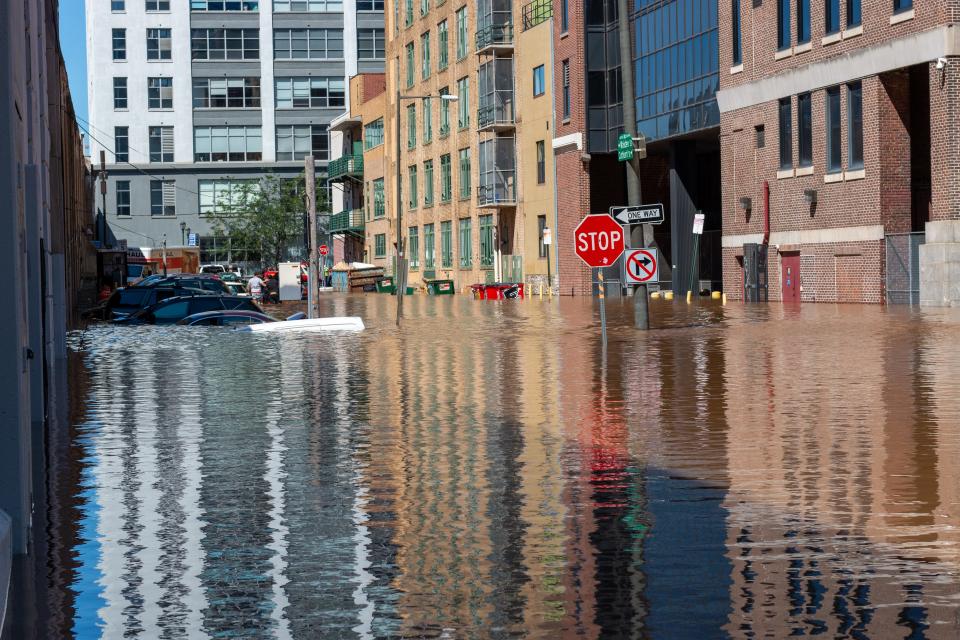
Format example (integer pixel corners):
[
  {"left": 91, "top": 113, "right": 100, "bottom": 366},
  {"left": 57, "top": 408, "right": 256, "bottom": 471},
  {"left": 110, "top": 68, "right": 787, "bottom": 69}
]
[
  {"left": 405, "top": 0, "right": 414, "bottom": 26},
  {"left": 191, "top": 28, "right": 259, "bottom": 59},
  {"left": 275, "top": 124, "right": 329, "bottom": 161},
  {"left": 358, "top": 28, "right": 385, "bottom": 59},
  {"left": 116, "top": 180, "right": 131, "bottom": 216},
  {"left": 424, "top": 223, "right": 435, "bottom": 268},
  {"left": 407, "top": 104, "right": 417, "bottom": 148},
  {"left": 479, "top": 214, "right": 493, "bottom": 267},
  {"left": 113, "top": 77, "right": 128, "bottom": 109},
  {"left": 848, "top": 81, "right": 863, "bottom": 170},
  {"left": 893, "top": 0, "right": 910, "bottom": 14},
  {"left": 438, "top": 20, "right": 449, "bottom": 69},
  {"left": 373, "top": 178, "right": 385, "bottom": 217},
  {"left": 146, "top": 0, "right": 170, "bottom": 11},
  {"left": 112, "top": 29, "right": 126, "bottom": 60},
  {"left": 458, "top": 148, "right": 471, "bottom": 199},
  {"left": 274, "top": 0, "right": 344, "bottom": 10},
  {"left": 365, "top": 119, "right": 384, "bottom": 149},
  {"left": 797, "top": 93, "right": 812, "bottom": 167},
  {"left": 149, "top": 126, "right": 174, "bottom": 162},
  {"left": 147, "top": 28, "right": 172, "bottom": 59},
  {"left": 796, "top": 0, "right": 809, "bottom": 43},
  {"left": 421, "top": 32, "right": 431, "bottom": 80},
  {"left": 190, "top": 1, "right": 260, "bottom": 10},
  {"left": 193, "top": 77, "right": 261, "bottom": 108},
  {"left": 455, "top": 7, "right": 468, "bottom": 59},
  {"left": 825, "top": 0, "right": 840, "bottom": 34},
  {"left": 777, "top": 0, "right": 790, "bottom": 50},
  {"left": 457, "top": 76, "right": 469, "bottom": 129},
  {"left": 439, "top": 85, "right": 451, "bottom": 134},
  {"left": 405, "top": 43, "right": 415, "bottom": 88},
  {"left": 440, "top": 221, "right": 452, "bottom": 268},
  {"left": 115, "top": 127, "right": 129, "bottom": 162},
  {"left": 374, "top": 233, "right": 386, "bottom": 257},
  {"left": 533, "top": 65, "right": 545, "bottom": 96},
  {"left": 826, "top": 87, "right": 841, "bottom": 173},
  {"left": 459, "top": 217, "right": 472, "bottom": 267},
  {"left": 440, "top": 153, "right": 452, "bottom": 201},
  {"left": 421, "top": 0, "right": 429, "bottom": 16},
  {"left": 423, "top": 97, "right": 433, "bottom": 143},
  {"left": 198, "top": 179, "right": 259, "bottom": 214},
  {"left": 756, "top": 124, "right": 765, "bottom": 148},
  {"left": 357, "top": 0, "right": 384, "bottom": 9},
  {"left": 112, "top": 1, "right": 125, "bottom": 10},
  {"left": 424, "top": 160, "right": 434, "bottom": 206},
  {"left": 150, "top": 180, "right": 176, "bottom": 216},
  {"left": 733, "top": 0, "right": 742, "bottom": 64},
  {"left": 561, "top": 0, "right": 568, "bottom": 31},
  {"left": 194, "top": 126, "right": 263, "bottom": 161},
  {"left": 538, "top": 215, "right": 547, "bottom": 258},
  {"left": 562, "top": 59, "right": 570, "bottom": 119},
  {"left": 274, "top": 77, "right": 345, "bottom": 108},
  {"left": 408, "top": 226, "right": 419, "bottom": 268},
  {"left": 148, "top": 77, "right": 173, "bottom": 109},
  {"left": 274, "top": 28, "right": 343, "bottom": 59},
  {"left": 536, "top": 140, "right": 545, "bottom": 184},
  {"left": 408, "top": 165, "right": 418, "bottom": 209},
  {"left": 847, "top": 0, "right": 861, "bottom": 26},
  {"left": 778, "top": 97, "right": 792, "bottom": 170}
]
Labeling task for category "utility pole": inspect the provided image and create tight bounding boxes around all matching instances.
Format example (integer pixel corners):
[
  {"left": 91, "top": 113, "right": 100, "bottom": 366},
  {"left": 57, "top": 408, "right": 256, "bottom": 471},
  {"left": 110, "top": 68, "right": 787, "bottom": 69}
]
[
  {"left": 99, "top": 150, "right": 107, "bottom": 246},
  {"left": 305, "top": 155, "right": 320, "bottom": 319}
]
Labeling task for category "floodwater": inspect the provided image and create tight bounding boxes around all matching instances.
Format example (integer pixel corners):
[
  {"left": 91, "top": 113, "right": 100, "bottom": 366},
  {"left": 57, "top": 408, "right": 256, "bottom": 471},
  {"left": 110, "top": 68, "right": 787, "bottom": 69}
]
[{"left": 50, "top": 294, "right": 960, "bottom": 638}]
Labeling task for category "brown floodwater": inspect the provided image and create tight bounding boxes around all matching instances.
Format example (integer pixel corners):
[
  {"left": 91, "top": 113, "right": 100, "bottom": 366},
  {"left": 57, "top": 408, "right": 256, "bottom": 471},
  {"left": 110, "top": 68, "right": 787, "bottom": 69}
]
[{"left": 51, "top": 294, "right": 960, "bottom": 638}]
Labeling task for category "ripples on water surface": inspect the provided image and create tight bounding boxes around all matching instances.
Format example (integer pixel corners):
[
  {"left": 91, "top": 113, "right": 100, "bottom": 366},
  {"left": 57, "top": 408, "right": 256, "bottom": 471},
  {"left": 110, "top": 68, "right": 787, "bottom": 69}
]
[{"left": 53, "top": 295, "right": 960, "bottom": 638}]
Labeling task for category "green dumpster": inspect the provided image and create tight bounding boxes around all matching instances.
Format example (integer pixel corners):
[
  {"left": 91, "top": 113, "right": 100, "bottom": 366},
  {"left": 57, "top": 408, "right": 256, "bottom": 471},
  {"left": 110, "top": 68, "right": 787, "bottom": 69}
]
[
  {"left": 376, "top": 277, "right": 396, "bottom": 294},
  {"left": 426, "top": 279, "right": 455, "bottom": 295}
]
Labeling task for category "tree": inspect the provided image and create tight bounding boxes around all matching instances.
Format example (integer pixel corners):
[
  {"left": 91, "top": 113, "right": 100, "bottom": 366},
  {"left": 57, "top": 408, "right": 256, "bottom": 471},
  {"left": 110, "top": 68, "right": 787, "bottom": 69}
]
[{"left": 210, "top": 173, "right": 328, "bottom": 269}]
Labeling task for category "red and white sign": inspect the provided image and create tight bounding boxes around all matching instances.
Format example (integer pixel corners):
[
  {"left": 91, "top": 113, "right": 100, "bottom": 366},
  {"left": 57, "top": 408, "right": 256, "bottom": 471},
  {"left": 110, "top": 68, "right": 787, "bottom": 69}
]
[
  {"left": 573, "top": 214, "right": 625, "bottom": 268},
  {"left": 624, "top": 248, "right": 658, "bottom": 283},
  {"left": 318, "top": 244, "right": 329, "bottom": 256}
]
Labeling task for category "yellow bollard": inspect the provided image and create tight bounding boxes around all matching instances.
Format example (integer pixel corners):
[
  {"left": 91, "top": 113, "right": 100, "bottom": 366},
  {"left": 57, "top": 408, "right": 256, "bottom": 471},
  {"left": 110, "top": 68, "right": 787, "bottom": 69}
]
[
  {"left": 722, "top": 293, "right": 728, "bottom": 306},
  {"left": 650, "top": 291, "right": 661, "bottom": 299},
  {"left": 664, "top": 291, "right": 674, "bottom": 301},
  {"left": 539, "top": 283, "right": 543, "bottom": 299},
  {"left": 686, "top": 291, "right": 692, "bottom": 304},
  {"left": 711, "top": 291, "right": 721, "bottom": 300}
]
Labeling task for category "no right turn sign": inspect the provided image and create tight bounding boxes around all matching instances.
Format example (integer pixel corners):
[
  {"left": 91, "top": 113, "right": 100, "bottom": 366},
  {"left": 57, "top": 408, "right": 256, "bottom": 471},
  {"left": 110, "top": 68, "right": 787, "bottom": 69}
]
[{"left": 624, "top": 248, "right": 658, "bottom": 284}]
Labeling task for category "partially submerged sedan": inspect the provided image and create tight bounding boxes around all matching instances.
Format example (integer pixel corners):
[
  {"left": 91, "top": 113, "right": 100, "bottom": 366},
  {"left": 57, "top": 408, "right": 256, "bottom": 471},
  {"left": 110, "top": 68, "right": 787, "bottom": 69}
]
[
  {"left": 113, "top": 295, "right": 262, "bottom": 325},
  {"left": 176, "top": 310, "right": 365, "bottom": 332}
]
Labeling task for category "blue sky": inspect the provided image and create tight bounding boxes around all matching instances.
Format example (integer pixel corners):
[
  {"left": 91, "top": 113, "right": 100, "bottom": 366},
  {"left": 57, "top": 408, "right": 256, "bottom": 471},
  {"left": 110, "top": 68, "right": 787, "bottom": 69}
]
[{"left": 60, "top": 0, "right": 88, "bottom": 127}]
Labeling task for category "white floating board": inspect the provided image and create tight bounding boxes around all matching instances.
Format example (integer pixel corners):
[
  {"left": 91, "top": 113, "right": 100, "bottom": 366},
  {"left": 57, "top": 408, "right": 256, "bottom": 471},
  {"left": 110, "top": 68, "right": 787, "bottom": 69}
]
[{"left": 238, "top": 316, "right": 365, "bottom": 333}]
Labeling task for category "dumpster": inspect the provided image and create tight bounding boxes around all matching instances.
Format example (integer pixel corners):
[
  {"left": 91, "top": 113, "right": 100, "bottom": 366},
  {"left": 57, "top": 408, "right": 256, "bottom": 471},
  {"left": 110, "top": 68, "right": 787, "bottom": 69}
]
[
  {"left": 470, "top": 282, "right": 524, "bottom": 300},
  {"left": 376, "top": 277, "right": 396, "bottom": 294},
  {"left": 426, "top": 279, "right": 455, "bottom": 295}
]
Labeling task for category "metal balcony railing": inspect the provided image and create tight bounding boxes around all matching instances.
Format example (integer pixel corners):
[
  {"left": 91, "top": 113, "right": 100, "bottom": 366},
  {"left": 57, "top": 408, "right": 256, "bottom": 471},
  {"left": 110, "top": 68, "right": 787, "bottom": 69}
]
[
  {"left": 328, "top": 208, "right": 365, "bottom": 234},
  {"left": 522, "top": 0, "right": 552, "bottom": 30},
  {"left": 477, "top": 181, "right": 517, "bottom": 207},
  {"left": 475, "top": 22, "right": 514, "bottom": 51},
  {"left": 327, "top": 154, "right": 364, "bottom": 181},
  {"left": 478, "top": 103, "right": 515, "bottom": 130}
]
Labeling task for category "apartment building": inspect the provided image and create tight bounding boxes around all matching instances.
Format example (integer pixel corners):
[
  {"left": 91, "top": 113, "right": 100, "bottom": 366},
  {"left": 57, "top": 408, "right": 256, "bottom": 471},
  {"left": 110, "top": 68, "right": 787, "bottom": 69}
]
[
  {"left": 85, "top": 0, "right": 384, "bottom": 262},
  {"left": 348, "top": 0, "right": 556, "bottom": 290},
  {"left": 717, "top": 0, "right": 960, "bottom": 305}
]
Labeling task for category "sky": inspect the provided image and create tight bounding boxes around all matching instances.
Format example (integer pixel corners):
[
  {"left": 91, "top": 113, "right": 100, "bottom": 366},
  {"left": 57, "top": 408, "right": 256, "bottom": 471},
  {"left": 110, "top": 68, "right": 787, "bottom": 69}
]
[{"left": 59, "top": 0, "right": 88, "bottom": 128}]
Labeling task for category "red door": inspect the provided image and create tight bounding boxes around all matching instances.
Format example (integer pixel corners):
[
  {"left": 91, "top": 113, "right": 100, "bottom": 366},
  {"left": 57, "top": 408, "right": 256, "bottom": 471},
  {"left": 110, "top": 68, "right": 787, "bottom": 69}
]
[{"left": 781, "top": 253, "right": 800, "bottom": 302}]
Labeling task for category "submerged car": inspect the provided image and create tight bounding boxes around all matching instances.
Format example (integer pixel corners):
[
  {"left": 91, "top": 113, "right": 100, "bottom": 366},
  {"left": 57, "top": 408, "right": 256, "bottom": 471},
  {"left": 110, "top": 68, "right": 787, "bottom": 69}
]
[
  {"left": 177, "top": 310, "right": 275, "bottom": 326},
  {"left": 114, "top": 295, "right": 262, "bottom": 325},
  {"left": 91, "top": 286, "right": 205, "bottom": 321},
  {"left": 177, "top": 310, "right": 365, "bottom": 332},
  {"left": 134, "top": 274, "right": 232, "bottom": 295}
]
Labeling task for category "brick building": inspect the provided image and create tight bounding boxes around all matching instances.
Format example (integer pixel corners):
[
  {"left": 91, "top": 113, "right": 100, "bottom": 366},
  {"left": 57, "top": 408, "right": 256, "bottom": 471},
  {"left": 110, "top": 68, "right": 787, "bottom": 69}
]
[{"left": 717, "top": 0, "right": 960, "bottom": 304}]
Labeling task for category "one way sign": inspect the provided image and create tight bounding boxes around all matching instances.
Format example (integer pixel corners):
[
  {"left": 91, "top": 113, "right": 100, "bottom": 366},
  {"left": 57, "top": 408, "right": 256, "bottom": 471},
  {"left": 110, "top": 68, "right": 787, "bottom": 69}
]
[
  {"left": 611, "top": 203, "right": 665, "bottom": 225},
  {"left": 624, "top": 248, "right": 658, "bottom": 284}
]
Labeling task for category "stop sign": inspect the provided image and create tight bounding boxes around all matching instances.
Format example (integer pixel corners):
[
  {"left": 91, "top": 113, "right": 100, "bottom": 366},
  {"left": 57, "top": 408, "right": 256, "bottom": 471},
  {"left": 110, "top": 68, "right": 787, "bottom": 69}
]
[
  {"left": 319, "top": 244, "right": 329, "bottom": 256},
  {"left": 573, "top": 214, "right": 625, "bottom": 267}
]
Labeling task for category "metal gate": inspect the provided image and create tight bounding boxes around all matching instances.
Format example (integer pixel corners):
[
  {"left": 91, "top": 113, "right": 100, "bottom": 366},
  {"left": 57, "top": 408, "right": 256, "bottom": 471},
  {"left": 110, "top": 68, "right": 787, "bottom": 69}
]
[{"left": 885, "top": 232, "right": 925, "bottom": 304}]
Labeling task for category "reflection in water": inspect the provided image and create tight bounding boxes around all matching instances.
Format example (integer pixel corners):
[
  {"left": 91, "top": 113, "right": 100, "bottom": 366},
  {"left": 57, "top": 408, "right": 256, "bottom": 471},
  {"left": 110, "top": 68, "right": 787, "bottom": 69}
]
[{"left": 53, "top": 297, "right": 960, "bottom": 638}]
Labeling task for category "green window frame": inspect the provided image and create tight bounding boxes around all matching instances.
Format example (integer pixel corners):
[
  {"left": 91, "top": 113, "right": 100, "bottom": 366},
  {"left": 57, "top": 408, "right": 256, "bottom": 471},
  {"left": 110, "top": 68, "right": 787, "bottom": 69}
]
[
  {"left": 423, "top": 97, "right": 432, "bottom": 143},
  {"left": 420, "top": 0, "right": 429, "bottom": 15},
  {"left": 373, "top": 178, "right": 385, "bottom": 217},
  {"left": 441, "top": 220, "right": 453, "bottom": 267},
  {"left": 456, "top": 76, "right": 469, "bottom": 129},
  {"left": 458, "top": 147, "right": 471, "bottom": 200},
  {"left": 440, "top": 153, "right": 452, "bottom": 202},
  {"left": 439, "top": 86, "right": 450, "bottom": 136},
  {"left": 455, "top": 7, "right": 467, "bottom": 59},
  {"left": 423, "top": 223, "right": 435, "bottom": 269},
  {"left": 479, "top": 214, "right": 493, "bottom": 267},
  {"left": 458, "top": 217, "right": 472, "bottom": 267},
  {"left": 423, "top": 160, "right": 434, "bottom": 206},
  {"left": 408, "top": 165, "right": 418, "bottom": 209},
  {"left": 407, "top": 103, "right": 417, "bottom": 149},
  {"left": 408, "top": 226, "right": 419, "bottom": 269},
  {"left": 364, "top": 118, "right": 384, "bottom": 150},
  {"left": 438, "top": 20, "right": 449, "bottom": 69},
  {"left": 421, "top": 32, "right": 431, "bottom": 79},
  {"left": 374, "top": 233, "right": 386, "bottom": 257},
  {"left": 405, "top": 42, "right": 414, "bottom": 88},
  {"left": 405, "top": 0, "right": 413, "bottom": 26}
]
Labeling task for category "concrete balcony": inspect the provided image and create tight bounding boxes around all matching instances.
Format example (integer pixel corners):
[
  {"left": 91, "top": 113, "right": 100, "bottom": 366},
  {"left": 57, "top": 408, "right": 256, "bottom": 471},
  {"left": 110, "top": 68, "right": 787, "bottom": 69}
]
[
  {"left": 328, "top": 154, "right": 363, "bottom": 182},
  {"left": 329, "top": 208, "right": 365, "bottom": 236}
]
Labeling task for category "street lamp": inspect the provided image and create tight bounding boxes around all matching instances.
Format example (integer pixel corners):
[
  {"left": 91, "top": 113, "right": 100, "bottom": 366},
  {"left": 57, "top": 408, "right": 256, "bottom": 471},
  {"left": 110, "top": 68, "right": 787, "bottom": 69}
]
[
  {"left": 395, "top": 91, "right": 458, "bottom": 327},
  {"left": 180, "top": 221, "right": 186, "bottom": 246}
]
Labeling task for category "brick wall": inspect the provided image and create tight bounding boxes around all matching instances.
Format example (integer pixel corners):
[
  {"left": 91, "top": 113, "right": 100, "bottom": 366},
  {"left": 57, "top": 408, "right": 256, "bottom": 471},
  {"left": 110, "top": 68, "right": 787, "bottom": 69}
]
[{"left": 930, "top": 59, "right": 960, "bottom": 221}]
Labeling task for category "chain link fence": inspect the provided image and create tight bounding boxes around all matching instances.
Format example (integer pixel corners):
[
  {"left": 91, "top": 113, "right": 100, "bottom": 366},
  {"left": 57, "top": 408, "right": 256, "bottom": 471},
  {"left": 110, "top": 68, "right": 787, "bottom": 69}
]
[{"left": 885, "top": 232, "right": 925, "bottom": 305}]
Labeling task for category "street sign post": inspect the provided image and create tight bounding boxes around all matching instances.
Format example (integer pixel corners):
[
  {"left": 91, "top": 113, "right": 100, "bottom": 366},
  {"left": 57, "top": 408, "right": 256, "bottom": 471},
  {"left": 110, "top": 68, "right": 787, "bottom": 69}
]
[
  {"left": 319, "top": 244, "right": 329, "bottom": 256},
  {"left": 692, "top": 213, "right": 705, "bottom": 235},
  {"left": 617, "top": 133, "right": 634, "bottom": 162},
  {"left": 187, "top": 233, "right": 198, "bottom": 247},
  {"left": 611, "top": 203, "right": 665, "bottom": 226},
  {"left": 574, "top": 214, "right": 626, "bottom": 347},
  {"left": 624, "top": 248, "right": 658, "bottom": 284}
]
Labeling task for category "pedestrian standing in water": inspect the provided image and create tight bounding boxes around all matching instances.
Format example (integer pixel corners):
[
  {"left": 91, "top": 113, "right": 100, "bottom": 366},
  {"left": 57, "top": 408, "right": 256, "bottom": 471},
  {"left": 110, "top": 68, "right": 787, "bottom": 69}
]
[{"left": 247, "top": 271, "right": 264, "bottom": 304}]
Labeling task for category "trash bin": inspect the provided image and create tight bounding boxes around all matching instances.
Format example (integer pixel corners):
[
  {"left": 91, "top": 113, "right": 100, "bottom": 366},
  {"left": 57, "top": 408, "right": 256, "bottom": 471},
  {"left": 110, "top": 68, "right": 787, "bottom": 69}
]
[
  {"left": 426, "top": 279, "right": 455, "bottom": 295},
  {"left": 470, "top": 282, "right": 524, "bottom": 300},
  {"left": 376, "top": 277, "right": 395, "bottom": 294}
]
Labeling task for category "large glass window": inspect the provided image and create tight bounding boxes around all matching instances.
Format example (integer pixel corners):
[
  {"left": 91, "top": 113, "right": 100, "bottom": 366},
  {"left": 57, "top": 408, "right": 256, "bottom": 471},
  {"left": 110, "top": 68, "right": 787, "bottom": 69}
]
[
  {"left": 777, "top": 0, "right": 790, "bottom": 50},
  {"left": 732, "top": 0, "right": 742, "bottom": 64},
  {"left": 459, "top": 217, "right": 472, "bottom": 267},
  {"left": 847, "top": 0, "right": 861, "bottom": 26},
  {"left": 191, "top": 28, "right": 259, "bottom": 59},
  {"left": 147, "top": 28, "right": 172, "bottom": 60},
  {"left": 357, "top": 0, "right": 384, "bottom": 9},
  {"left": 797, "top": 0, "right": 809, "bottom": 43},
  {"left": 456, "top": 7, "right": 468, "bottom": 59},
  {"left": 848, "top": 81, "right": 863, "bottom": 170},
  {"left": 457, "top": 76, "right": 469, "bottom": 129},
  {"left": 112, "top": 29, "right": 126, "bottom": 60},
  {"left": 458, "top": 148, "right": 470, "bottom": 199},
  {"left": 406, "top": 43, "right": 415, "bottom": 88},
  {"left": 373, "top": 178, "right": 385, "bottom": 217},
  {"left": 273, "top": 29, "right": 343, "bottom": 59},
  {"left": 193, "top": 77, "right": 261, "bottom": 108},
  {"left": 438, "top": 20, "right": 449, "bottom": 69},
  {"left": 365, "top": 118, "right": 384, "bottom": 149},
  {"left": 190, "top": 1, "right": 260, "bottom": 10},
  {"left": 149, "top": 126, "right": 174, "bottom": 162},
  {"left": 441, "top": 221, "right": 453, "bottom": 268},
  {"left": 424, "top": 223, "right": 435, "bottom": 269},
  {"left": 113, "top": 77, "right": 128, "bottom": 109},
  {"left": 147, "top": 77, "right": 173, "bottom": 109},
  {"left": 826, "top": 87, "right": 841, "bottom": 173},
  {"left": 778, "top": 98, "right": 792, "bottom": 170},
  {"left": 407, "top": 104, "right": 417, "bottom": 148},
  {"left": 421, "top": 32, "right": 431, "bottom": 80},
  {"left": 194, "top": 126, "right": 263, "bottom": 161},
  {"left": 198, "top": 179, "right": 259, "bottom": 214},
  {"left": 275, "top": 125, "right": 329, "bottom": 161},
  {"left": 274, "top": 0, "right": 344, "bottom": 10},
  {"left": 115, "top": 127, "right": 129, "bottom": 162},
  {"left": 408, "top": 165, "right": 418, "bottom": 209},
  {"left": 116, "top": 180, "right": 131, "bottom": 216},
  {"left": 797, "top": 92, "right": 812, "bottom": 167},
  {"left": 374, "top": 233, "right": 386, "bottom": 258},
  {"left": 408, "top": 226, "right": 419, "bottom": 269},
  {"left": 358, "top": 28, "right": 385, "bottom": 59},
  {"left": 825, "top": 0, "right": 840, "bottom": 34},
  {"left": 440, "top": 153, "right": 452, "bottom": 201},
  {"left": 424, "top": 160, "right": 434, "bottom": 206},
  {"left": 150, "top": 180, "right": 176, "bottom": 216},
  {"left": 533, "top": 65, "right": 545, "bottom": 96},
  {"left": 274, "top": 77, "right": 345, "bottom": 108},
  {"left": 479, "top": 214, "right": 493, "bottom": 267}
]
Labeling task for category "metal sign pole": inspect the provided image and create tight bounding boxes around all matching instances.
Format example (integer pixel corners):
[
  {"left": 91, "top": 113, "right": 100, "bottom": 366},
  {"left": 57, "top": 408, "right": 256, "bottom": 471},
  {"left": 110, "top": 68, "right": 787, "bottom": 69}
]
[{"left": 598, "top": 267, "right": 607, "bottom": 346}]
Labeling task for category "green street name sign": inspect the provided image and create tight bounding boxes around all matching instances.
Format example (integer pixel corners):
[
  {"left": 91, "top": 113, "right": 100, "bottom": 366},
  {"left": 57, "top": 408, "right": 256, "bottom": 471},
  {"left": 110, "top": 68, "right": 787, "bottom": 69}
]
[{"left": 617, "top": 133, "right": 633, "bottom": 162}]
